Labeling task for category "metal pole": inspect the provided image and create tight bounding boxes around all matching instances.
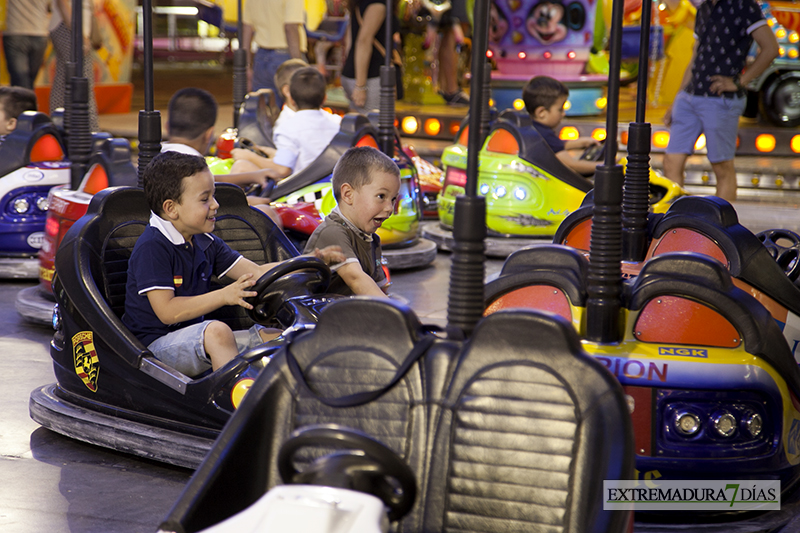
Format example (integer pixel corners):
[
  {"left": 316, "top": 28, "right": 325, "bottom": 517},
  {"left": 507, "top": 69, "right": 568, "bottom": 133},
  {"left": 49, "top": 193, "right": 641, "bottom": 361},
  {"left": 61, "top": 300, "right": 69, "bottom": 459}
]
[
  {"left": 232, "top": 0, "right": 247, "bottom": 128},
  {"left": 68, "top": 0, "right": 92, "bottom": 190},
  {"left": 137, "top": 0, "right": 162, "bottom": 185},
  {"left": 378, "top": 0, "right": 395, "bottom": 156}
]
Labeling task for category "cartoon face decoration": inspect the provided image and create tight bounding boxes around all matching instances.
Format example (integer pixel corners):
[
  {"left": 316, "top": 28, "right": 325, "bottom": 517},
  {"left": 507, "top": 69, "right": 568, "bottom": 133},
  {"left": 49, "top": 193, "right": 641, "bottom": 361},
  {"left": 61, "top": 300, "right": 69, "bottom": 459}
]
[
  {"left": 489, "top": 3, "right": 510, "bottom": 43},
  {"left": 526, "top": 1, "right": 568, "bottom": 45}
]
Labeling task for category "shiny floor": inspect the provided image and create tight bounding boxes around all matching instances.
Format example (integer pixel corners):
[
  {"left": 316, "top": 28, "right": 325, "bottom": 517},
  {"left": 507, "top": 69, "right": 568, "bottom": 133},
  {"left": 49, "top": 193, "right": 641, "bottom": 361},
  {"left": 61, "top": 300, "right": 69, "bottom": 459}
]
[{"left": 0, "top": 251, "right": 503, "bottom": 533}]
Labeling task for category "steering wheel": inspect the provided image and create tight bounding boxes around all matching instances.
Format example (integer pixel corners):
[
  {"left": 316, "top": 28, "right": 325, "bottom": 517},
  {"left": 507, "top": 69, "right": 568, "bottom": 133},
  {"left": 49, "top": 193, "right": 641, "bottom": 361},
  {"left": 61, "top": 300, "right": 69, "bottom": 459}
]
[
  {"left": 245, "top": 256, "right": 331, "bottom": 323},
  {"left": 756, "top": 229, "right": 800, "bottom": 281},
  {"left": 278, "top": 424, "right": 417, "bottom": 522},
  {"left": 579, "top": 139, "right": 606, "bottom": 161},
  {"left": 243, "top": 177, "right": 276, "bottom": 199}
]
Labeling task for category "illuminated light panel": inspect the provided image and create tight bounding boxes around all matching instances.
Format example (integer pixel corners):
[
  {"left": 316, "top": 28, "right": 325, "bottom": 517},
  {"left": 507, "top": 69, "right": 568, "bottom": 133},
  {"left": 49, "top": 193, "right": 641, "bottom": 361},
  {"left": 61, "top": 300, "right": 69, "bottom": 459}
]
[
  {"left": 518, "top": 51, "right": 527, "bottom": 59},
  {"left": 513, "top": 98, "right": 526, "bottom": 110},
  {"left": 595, "top": 97, "right": 607, "bottom": 109},
  {"left": 694, "top": 134, "right": 707, "bottom": 151},
  {"left": 792, "top": 135, "right": 800, "bottom": 153},
  {"left": 486, "top": 49, "right": 494, "bottom": 58},
  {"left": 751, "top": 176, "right": 760, "bottom": 185},
  {"left": 620, "top": 131, "right": 629, "bottom": 145},
  {"left": 543, "top": 51, "right": 552, "bottom": 59},
  {"left": 755, "top": 134, "right": 776, "bottom": 152},
  {"left": 489, "top": 98, "right": 495, "bottom": 107},
  {"left": 559, "top": 126, "right": 579, "bottom": 141},
  {"left": 592, "top": 128, "right": 607, "bottom": 141},
  {"left": 563, "top": 100, "right": 572, "bottom": 111},
  {"left": 658, "top": 2, "right": 666, "bottom": 10},
  {"left": 653, "top": 130, "right": 670, "bottom": 149},
  {"left": 567, "top": 50, "right": 577, "bottom": 59},
  {"left": 424, "top": 118, "right": 441, "bottom": 136},
  {"left": 780, "top": 46, "right": 786, "bottom": 56},
  {"left": 768, "top": 18, "right": 775, "bottom": 26},
  {"left": 449, "top": 120, "right": 461, "bottom": 136},
  {"left": 790, "top": 48, "right": 799, "bottom": 59},
  {"left": 791, "top": 31, "right": 799, "bottom": 43},
  {"left": 401, "top": 116, "right": 419, "bottom": 135},
  {"left": 322, "top": 107, "right": 332, "bottom": 113},
  {"left": 777, "top": 28, "right": 787, "bottom": 39}
]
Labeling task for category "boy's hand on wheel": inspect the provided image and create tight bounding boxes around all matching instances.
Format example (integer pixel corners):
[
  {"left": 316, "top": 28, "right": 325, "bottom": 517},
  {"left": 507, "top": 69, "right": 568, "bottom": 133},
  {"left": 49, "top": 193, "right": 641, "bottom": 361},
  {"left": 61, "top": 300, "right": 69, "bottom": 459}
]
[{"left": 224, "top": 273, "right": 258, "bottom": 309}]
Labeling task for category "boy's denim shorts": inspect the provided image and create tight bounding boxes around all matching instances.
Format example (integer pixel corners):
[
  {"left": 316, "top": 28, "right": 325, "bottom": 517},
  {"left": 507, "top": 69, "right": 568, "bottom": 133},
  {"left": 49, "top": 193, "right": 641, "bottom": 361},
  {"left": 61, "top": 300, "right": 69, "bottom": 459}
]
[
  {"left": 147, "top": 321, "right": 267, "bottom": 377},
  {"left": 666, "top": 91, "right": 746, "bottom": 163}
]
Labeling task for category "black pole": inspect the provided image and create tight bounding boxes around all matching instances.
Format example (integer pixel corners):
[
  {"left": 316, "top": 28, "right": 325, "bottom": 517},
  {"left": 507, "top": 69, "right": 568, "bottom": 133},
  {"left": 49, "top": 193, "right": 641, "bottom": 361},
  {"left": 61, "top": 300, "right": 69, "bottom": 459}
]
[
  {"left": 232, "top": 0, "right": 247, "bottom": 128},
  {"left": 621, "top": 0, "right": 654, "bottom": 261},
  {"left": 137, "top": 0, "right": 162, "bottom": 186},
  {"left": 446, "top": 0, "right": 490, "bottom": 337},
  {"left": 378, "top": 0, "right": 395, "bottom": 156},
  {"left": 68, "top": 0, "right": 92, "bottom": 190},
  {"left": 586, "top": 0, "right": 625, "bottom": 343},
  {"left": 479, "top": 59, "right": 492, "bottom": 144}
]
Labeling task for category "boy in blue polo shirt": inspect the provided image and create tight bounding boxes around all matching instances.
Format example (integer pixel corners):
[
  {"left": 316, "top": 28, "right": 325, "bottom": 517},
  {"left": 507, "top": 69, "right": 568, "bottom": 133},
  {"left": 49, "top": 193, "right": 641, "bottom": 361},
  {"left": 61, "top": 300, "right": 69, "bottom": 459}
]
[{"left": 122, "top": 151, "right": 342, "bottom": 376}]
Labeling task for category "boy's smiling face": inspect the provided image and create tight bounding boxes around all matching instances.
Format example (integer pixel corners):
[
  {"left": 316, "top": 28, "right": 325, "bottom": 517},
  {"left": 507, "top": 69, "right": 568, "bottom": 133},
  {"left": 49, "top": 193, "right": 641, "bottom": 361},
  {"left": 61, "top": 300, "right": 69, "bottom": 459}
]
[
  {"left": 342, "top": 170, "right": 400, "bottom": 234},
  {"left": 166, "top": 169, "right": 219, "bottom": 241}
]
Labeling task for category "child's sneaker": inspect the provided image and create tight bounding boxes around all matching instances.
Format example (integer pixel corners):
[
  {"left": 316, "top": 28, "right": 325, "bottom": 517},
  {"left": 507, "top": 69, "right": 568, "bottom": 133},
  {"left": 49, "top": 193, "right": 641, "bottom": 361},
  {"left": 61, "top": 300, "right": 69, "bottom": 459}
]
[{"left": 440, "top": 90, "right": 470, "bottom": 106}]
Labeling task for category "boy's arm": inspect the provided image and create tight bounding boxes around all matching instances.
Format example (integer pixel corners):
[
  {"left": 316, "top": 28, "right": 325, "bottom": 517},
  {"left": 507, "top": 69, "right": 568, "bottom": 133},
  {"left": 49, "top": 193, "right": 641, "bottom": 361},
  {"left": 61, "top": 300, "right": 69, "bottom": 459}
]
[
  {"left": 336, "top": 262, "right": 389, "bottom": 298},
  {"left": 231, "top": 149, "right": 293, "bottom": 179},
  {"left": 145, "top": 274, "right": 258, "bottom": 324},
  {"left": 555, "top": 150, "right": 601, "bottom": 176},
  {"left": 215, "top": 168, "right": 273, "bottom": 187},
  {"left": 225, "top": 247, "right": 345, "bottom": 280},
  {"left": 564, "top": 137, "right": 598, "bottom": 151}
]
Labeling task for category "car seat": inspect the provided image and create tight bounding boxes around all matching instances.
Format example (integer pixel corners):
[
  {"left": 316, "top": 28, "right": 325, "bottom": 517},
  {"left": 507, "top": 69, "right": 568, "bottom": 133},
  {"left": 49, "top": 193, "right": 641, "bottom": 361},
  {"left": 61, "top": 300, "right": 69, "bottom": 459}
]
[{"left": 236, "top": 89, "right": 280, "bottom": 150}]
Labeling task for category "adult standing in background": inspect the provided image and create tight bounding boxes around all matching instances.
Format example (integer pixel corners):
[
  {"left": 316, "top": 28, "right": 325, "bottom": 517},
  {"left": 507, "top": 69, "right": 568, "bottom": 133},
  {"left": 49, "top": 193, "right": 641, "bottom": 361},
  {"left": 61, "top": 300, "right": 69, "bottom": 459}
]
[
  {"left": 662, "top": 0, "right": 778, "bottom": 202},
  {"left": 3, "top": 0, "right": 51, "bottom": 90},
  {"left": 242, "top": 0, "right": 307, "bottom": 109},
  {"left": 49, "top": 0, "right": 100, "bottom": 131},
  {"left": 341, "top": 0, "right": 393, "bottom": 113}
]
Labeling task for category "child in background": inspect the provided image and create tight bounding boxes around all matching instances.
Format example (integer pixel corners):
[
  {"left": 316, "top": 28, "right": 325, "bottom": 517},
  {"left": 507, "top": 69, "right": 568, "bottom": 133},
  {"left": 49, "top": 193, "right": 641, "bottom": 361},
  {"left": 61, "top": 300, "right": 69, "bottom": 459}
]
[
  {"left": 303, "top": 146, "right": 399, "bottom": 297},
  {"left": 523, "top": 76, "right": 600, "bottom": 176},
  {"left": 0, "top": 85, "right": 37, "bottom": 136},
  {"left": 230, "top": 67, "right": 342, "bottom": 179},
  {"left": 122, "top": 151, "right": 343, "bottom": 376}
]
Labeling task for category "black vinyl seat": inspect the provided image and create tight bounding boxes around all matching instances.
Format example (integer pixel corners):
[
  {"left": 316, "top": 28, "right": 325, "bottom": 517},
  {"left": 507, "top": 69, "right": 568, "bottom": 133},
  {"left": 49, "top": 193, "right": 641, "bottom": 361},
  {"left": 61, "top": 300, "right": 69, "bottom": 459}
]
[
  {"left": 236, "top": 89, "right": 279, "bottom": 150},
  {"left": 162, "top": 302, "right": 633, "bottom": 533},
  {"left": 424, "top": 309, "right": 633, "bottom": 533},
  {"left": 493, "top": 110, "right": 593, "bottom": 193},
  {"left": 485, "top": 244, "right": 589, "bottom": 310},
  {"left": 161, "top": 297, "right": 457, "bottom": 533},
  {"left": 649, "top": 195, "right": 800, "bottom": 314}
]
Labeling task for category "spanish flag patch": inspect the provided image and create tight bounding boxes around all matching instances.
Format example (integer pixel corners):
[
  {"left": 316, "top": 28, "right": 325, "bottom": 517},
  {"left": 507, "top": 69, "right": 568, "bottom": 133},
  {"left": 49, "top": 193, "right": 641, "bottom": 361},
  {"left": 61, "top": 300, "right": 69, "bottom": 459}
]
[{"left": 174, "top": 276, "right": 183, "bottom": 287}]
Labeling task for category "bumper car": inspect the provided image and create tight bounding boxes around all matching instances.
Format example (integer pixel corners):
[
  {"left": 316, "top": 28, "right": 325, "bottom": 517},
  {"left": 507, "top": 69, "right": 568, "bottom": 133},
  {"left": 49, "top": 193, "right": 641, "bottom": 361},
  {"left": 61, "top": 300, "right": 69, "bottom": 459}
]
[
  {"left": 481, "top": 0, "right": 800, "bottom": 526},
  {"left": 423, "top": 109, "right": 686, "bottom": 257},
  {"left": 0, "top": 111, "right": 71, "bottom": 279},
  {"left": 15, "top": 136, "right": 138, "bottom": 324},
  {"left": 29, "top": 184, "right": 341, "bottom": 468}
]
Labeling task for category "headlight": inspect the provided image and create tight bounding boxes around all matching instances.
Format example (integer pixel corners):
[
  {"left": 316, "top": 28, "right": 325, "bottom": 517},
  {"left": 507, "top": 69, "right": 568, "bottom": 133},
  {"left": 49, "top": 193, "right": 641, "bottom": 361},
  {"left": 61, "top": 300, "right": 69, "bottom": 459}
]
[
  {"left": 744, "top": 412, "right": 763, "bottom": 437},
  {"left": 494, "top": 185, "right": 507, "bottom": 198},
  {"left": 479, "top": 183, "right": 490, "bottom": 195},
  {"left": 513, "top": 187, "right": 527, "bottom": 201},
  {"left": 13, "top": 198, "right": 30, "bottom": 214},
  {"left": 712, "top": 411, "right": 737, "bottom": 437},
  {"left": 52, "top": 304, "right": 61, "bottom": 331},
  {"left": 675, "top": 411, "right": 701, "bottom": 436},
  {"left": 37, "top": 197, "right": 49, "bottom": 211}
]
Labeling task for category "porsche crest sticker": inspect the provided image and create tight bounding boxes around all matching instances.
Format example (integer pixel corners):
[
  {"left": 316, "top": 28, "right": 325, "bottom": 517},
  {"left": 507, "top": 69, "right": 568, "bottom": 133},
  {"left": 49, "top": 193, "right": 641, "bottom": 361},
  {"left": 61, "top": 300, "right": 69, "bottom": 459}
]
[{"left": 72, "top": 331, "right": 99, "bottom": 392}]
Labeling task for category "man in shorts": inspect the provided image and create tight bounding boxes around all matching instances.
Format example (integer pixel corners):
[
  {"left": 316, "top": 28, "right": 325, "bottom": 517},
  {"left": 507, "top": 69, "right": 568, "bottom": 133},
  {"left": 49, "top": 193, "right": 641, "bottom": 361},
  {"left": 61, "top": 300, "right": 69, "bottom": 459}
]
[{"left": 663, "top": 0, "right": 777, "bottom": 202}]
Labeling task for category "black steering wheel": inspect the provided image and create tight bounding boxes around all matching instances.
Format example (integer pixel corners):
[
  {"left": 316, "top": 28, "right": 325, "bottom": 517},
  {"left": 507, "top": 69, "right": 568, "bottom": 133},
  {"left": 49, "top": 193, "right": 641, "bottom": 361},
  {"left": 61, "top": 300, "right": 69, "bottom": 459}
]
[
  {"left": 757, "top": 229, "right": 800, "bottom": 281},
  {"left": 243, "top": 177, "right": 276, "bottom": 199},
  {"left": 278, "top": 424, "right": 417, "bottom": 522},
  {"left": 579, "top": 139, "right": 606, "bottom": 161},
  {"left": 245, "top": 256, "right": 331, "bottom": 323}
]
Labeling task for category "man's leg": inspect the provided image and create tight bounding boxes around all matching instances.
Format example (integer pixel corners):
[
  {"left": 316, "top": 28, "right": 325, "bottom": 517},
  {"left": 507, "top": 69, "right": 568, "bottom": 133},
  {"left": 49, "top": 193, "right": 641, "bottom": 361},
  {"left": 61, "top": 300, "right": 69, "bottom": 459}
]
[
  {"left": 710, "top": 159, "right": 737, "bottom": 202},
  {"left": 663, "top": 152, "right": 689, "bottom": 187},
  {"left": 3, "top": 35, "right": 30, "bottom": 88}
]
